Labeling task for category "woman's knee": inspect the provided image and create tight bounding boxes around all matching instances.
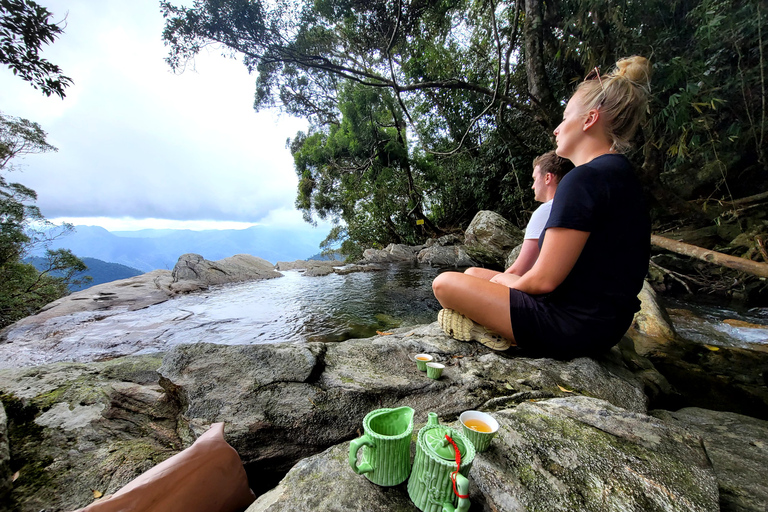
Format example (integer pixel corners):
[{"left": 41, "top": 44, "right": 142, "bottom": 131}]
[{"left": 432, "top": 272, "right": 461, "bottom": 302}]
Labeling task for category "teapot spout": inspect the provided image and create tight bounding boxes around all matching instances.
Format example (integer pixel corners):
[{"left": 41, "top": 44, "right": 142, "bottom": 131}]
[{"left": 427, "top": 412, "right": 439, "bottom": 427}]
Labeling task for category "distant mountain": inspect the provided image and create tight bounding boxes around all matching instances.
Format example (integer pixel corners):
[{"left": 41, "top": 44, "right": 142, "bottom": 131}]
[
  {"left": 25, "top": 256, "right": 143, "bottom": 292},
  {"left": 29, "top": 225, "right": 327, "bottom": 272}
]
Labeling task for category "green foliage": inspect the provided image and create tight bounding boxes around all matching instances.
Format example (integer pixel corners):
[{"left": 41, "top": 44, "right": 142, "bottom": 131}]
[
  {"left": 163, "top": 0, "right": 768, "bottom": 255},
  {"left": 1, "top": 112, "right": 88, "bottom": 328},
  {"left": 0, "top": 0, "right": 72, "bottom": 98}
]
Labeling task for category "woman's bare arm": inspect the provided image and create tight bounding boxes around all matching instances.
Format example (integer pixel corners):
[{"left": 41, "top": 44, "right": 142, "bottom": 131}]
[{"left": 510, "top": 228, "right": 590, "bottom": 295}]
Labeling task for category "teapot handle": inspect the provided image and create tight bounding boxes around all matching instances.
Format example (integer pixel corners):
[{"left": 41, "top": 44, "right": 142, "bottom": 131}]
[
  {"left": 441, "top": 472, "right": 470, "bottom": 512},
  {"left": 348, "top": 435, "right": 375, "bottom": 475}
]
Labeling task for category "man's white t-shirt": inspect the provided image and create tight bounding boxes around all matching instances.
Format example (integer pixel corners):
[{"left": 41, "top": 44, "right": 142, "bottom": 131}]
[{"left": 523, "top": 200, "right": 553, "bottom": 240}]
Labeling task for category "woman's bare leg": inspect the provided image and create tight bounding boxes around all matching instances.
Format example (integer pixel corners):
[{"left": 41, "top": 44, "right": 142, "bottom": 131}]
[
  {"left": 432, "top": 271, "right": 516, "bottom": 342},
  {"left": 464, "top": 267, "right": 502, "bottom": 281}
]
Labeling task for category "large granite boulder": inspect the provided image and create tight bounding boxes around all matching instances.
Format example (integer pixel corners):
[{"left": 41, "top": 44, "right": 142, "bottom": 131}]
[
  {"left": 653, "top": 407, "right": 768, "bottom": 512},
  {"left": 361, "top": 244, "right": 422, "bottom": 264},
  {"left": 157, "top": 324, "right": 649, "bottom": 474},
  {"left": 417, "top": 236, "right": 477, "bottom": 267},
  {"left": 0, "top": 355, "right": 181, "bottom": 512},
  {"left": 463, "top": 211, "right": 523, "bottom": 269},
  {"left": 0, "top": 324, "right": 661, "bottom": 511},
  {"left": 249, "top": 397, "right": 721, "bottom": 512},
  {"left": 171, "top": 253, "right": 281, "bottom": 291}
]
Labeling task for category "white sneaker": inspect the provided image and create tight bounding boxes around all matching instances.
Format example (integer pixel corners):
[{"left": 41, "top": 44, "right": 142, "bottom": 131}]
[{"left": 437, "top": 309, "right": 513, "bottom": 351}]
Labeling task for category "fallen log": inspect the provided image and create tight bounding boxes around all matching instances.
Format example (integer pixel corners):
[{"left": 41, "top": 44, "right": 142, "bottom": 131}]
[{"left": 651, "top": 234, "right": 768, "bottom": 279}]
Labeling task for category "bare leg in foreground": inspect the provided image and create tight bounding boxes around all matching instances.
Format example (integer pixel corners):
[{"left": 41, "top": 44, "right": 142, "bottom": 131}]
[{"left": 432, "top": 271, "right": 516, "bottom": 343}]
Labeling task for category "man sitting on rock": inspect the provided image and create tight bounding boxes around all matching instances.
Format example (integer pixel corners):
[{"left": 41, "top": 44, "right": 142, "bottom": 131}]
[{"left": 464, "top": 150, "right": 574, "bottom": 280}]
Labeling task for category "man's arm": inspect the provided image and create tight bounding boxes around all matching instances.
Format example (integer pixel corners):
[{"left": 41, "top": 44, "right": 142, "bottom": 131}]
[{"left": 504, "top": 239, "right": 540, "bottom": 276}]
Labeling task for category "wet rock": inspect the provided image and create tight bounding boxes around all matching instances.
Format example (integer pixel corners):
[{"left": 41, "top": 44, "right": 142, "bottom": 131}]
[
  {"left": 652, "top": 408, "right": 768, "bottom": 512},
  {"left": 0, "top": 269, "right": 174, "bottom": 340},
  {"left": 633, "top": 280, "right": 677, "bottom": 340},
  {"left": 171, "top": 253, "right": 281, "bottom": 290},
  {"left": 248, "top": 397, "right": 719, "bottom": 512},
  {"left": 626, "top": 325, "right": 768, "bottom": 420},
  {"left": 274, "top": 259, "right": 344, "bottom": 271},
  {"left": 463, "top": 211, "right": 523, "bottom": 269}
]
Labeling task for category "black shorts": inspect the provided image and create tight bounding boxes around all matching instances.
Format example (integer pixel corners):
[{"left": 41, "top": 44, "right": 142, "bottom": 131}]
[{"left": 508, "top": 289, "right": 634, "bottom": 359}]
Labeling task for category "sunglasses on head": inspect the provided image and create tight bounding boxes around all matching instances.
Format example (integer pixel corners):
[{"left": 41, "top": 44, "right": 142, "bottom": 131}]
[{"left": 584, "top": 66, "right": 606, "bottom": 107}]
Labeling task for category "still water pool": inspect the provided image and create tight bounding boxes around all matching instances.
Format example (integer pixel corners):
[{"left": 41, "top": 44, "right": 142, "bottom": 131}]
[{"left": 2, "top": 264, "right": 766, "bottom": 369}]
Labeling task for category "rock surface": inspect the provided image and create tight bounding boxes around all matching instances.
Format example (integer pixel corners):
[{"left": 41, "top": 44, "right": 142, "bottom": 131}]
[
  {"left": 362, "top": 243, "right": 423, "bottom": 264},
  {"left": 463, "top": 210, "right": 523, "bottom": 269},
  {"left": 171, "top": 253, "right": 281, "bottom": 289},
  {"left": 0, "top": 323, "right": 669, "bottom": 512},
  {"left": 248, "top": 397, "right": 722, "bottom": 512},
  {"left": 653, "top": 407, "right": 768, "bottom": 512},
  {"left": 417, "top": 242, "right": 476, "bottom": 267},
  {"left": 0, "top": 402, "right": 10, "bottom": 509}
]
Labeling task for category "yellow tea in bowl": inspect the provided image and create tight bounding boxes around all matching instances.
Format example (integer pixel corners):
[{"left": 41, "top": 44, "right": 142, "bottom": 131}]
[
  {"left": 415, "top": 356, "right": 430, "bottom": 361},
  {"left": 463, "top": 419, "right": 493, "bottom": 433}
]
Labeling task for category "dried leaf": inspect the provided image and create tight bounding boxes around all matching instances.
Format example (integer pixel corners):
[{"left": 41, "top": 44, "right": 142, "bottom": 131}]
[
  {"left": 12, "top": 471, "right": 19, "bottom": 482},
  {"left": 557, "top": 385, "right": 574, "bottom": 393},
  {"left": 404, "top": 332, "right": 414, "bottom": 337},
  {"left": 504, "top": 383, "right": 513, "bottom": 390},
  {"left": 376, "top": 331, "right": 394, "bottom": 336},
  {"left": 92, "top": 490, "right": 103, "bottom": 499},
  {"left": 704, "top": 345, "right": 720, "bottom": 351}
]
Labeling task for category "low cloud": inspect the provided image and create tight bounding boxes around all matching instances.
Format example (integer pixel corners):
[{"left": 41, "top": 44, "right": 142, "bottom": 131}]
[{"left": 1, "top": 0, "right": 308, "bottom": 228}]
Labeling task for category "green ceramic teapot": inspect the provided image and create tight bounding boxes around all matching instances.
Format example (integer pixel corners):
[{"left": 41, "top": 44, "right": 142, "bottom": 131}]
[
  {"left": 407, "top": 412, "right": 476, "bottom": 512},
  {"left": 348, "top": 406, "right": 415, "bottom": 486}
]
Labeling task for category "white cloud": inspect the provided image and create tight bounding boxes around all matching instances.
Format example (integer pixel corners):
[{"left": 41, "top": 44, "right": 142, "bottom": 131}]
[{"left": 0, "top": 0, "right": 311, "bottom": 230}]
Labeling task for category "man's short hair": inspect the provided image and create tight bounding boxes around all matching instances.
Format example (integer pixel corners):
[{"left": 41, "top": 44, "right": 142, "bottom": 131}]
[{"left": 532, "top": 150, "right": 574, "bottom": 183}]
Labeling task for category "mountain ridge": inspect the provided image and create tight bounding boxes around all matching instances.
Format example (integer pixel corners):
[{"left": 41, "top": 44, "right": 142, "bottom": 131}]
[{"left": 30, "top": 224, "right": 328, "bottom": 272}]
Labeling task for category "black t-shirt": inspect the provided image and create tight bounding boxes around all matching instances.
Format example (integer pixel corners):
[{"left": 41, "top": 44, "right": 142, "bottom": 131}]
[{"left": 541, "top": 153, "right": 650, "bottom": 319}]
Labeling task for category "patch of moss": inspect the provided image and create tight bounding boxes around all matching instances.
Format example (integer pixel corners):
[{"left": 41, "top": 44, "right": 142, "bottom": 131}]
[
  {"left": 0, "top": 392, "right": 53, "bottom": 503},
  {"left": 100, "top": 355, "right": 163, "bottom": 384}
]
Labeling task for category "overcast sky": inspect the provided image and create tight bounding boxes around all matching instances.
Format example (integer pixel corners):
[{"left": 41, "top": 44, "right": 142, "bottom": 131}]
[{"left": 1, "top": 0, "right": 331, "bottom": 235}]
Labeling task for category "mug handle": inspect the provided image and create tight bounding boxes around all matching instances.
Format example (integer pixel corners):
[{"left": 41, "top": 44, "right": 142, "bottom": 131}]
[
  {"left": 348, "top": 435, "right": 375, "bottom": 474},
  {"left": 441, "top": 472, "right": 470, "bottom": 512}
]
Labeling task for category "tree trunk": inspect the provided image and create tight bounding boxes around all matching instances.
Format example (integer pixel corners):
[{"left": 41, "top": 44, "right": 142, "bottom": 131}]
[
  {"left": 524, "top": 0, "right": 556, "bottom": 129},
  {"left": 651, "top": 234, "right": 768, "bottom": 278}
]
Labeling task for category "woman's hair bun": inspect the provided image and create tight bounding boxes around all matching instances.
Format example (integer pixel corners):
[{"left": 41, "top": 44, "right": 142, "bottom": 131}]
[{"left": 612, "top": 56, "right": 651, "bottom": 89}]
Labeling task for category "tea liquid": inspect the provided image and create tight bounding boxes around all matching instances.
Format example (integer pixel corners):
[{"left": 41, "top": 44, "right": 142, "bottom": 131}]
[
  {"left": 415, "top": 356, "right": 430, "bottom": 361},
  {"left": 463, "top": 418, "right": 493, "bottom": 433}
]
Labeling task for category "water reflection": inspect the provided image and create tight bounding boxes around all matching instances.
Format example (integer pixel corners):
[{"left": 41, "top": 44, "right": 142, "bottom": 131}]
[{"left": 662, "top": 297, "right": 768, "bottom": 350}]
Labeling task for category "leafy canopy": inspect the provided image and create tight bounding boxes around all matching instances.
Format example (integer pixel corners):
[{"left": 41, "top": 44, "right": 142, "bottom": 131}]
[
  {"left": 0, "top": 112, "right": 88, "bottom": 327},
  {"left": 163, "top": 0, "right": 768, "bottom": 257}
]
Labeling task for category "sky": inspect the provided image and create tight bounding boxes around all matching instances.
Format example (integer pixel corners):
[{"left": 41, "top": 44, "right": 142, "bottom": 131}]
[{"left": 0, "top": 0, "right": 330, "bottom": 235}]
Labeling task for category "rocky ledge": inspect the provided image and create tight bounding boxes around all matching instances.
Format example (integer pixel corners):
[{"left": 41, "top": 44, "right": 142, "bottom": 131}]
[{"left": 1, "top": 308, "right": 767, "bottom": 511}]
